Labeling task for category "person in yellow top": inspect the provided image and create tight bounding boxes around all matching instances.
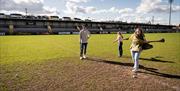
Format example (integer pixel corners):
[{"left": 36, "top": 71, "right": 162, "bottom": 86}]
[
  {"left": 126, "top": 26, "right": 150, "bottom": 73},
  {"left": 124, "top": 26, "right": 165, "bottom": 78}
]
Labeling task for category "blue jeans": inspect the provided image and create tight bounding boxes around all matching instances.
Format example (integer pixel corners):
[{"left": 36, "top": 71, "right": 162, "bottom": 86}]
[
  {"left": 80, "top": 43, "right": 88, "bottom": 57},
  {"left": 118, "top": 42, "right": 123, "bottom": 57},
  {"left": 130, "top": 50, "right": 141, "bottom": 70}
]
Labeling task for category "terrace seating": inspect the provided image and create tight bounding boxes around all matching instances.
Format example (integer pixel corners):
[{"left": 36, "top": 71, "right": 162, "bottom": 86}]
[
  {"left": 0, "top": 28, "right": 9, "bottom": 33},
  {"left": 14, "top": 28, "right": 48, "bottom": 33}
]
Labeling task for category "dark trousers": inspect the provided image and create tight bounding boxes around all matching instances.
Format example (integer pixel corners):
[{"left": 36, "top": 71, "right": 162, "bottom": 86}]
[
  {"left": 118, "top": 42, "right": 123, "bottom": 57},
  {"left": 80, "top": 43, "right": 88, "bottom": 57}
]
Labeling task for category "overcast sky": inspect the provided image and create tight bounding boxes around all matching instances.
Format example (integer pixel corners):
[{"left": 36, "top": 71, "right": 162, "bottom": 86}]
[{"left": 0, "top": 0, "right": 180, "bottom": 25}]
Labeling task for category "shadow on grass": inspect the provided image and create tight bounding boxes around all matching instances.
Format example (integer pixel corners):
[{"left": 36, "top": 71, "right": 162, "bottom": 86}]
[
  {"left": 85, "top": 57, "right": 180, "bottom": 79},
  {"left": 121, "top": 55, "right": 174, "bottom": 63},
  {"left": 139, "top": 58, "right": 175, "bottom": 63}
]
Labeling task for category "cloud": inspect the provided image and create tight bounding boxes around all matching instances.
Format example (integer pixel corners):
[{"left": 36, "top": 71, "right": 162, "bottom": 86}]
[
  {"left": 0, "top": 0, "right": 59, "bottom": 15},
  {"left": 119, "top": 8, "right": 133, "bottom": 14},
  {"left": 13, "top": 0, "right": 44, "bottom": 4},
  {"left": 42, "top": 6, "right": 60, "bottom": 15},
  {"left": 114, "top": 13, "right": 136, "bottom": 23},
  {"left": 136, "top": 0, "right": 180, "bottom": 13},
  {"left": 68, "top": 0, "right": 89, "bottom": 3},
  {"left": 114, "top": 13, "right": 168, "bottom": 25},
  {"left": 93, "top": 7, "right": 133, "bottom": 14},
  {"left": 135, "top": 16, "right": 151, "bottom": 23},
  {"left": 114, "top": 13, "right": 148, "bottom": 23},
  {"left": 64, "top": 0, "right": 96, "bottom": 16}
]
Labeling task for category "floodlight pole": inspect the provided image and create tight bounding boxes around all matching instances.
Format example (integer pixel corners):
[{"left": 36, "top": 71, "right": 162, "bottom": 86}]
[
  {"left": 169, "top": 0, "right": 173, "bottom": 25},
  {"left": 25, "top": 8, "right": 27, "bottom": 18},
  {"left": 152, "top": 16, "right": 154, "bottom": 24}
]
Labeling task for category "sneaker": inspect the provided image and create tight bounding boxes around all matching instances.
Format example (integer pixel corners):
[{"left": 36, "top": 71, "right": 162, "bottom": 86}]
[
  {"left": 132, "top": 69, "right": 138, "bottom": 72},
  {"left": 80, "top": 57, "right": 83, "bottom": 60},
  {"left": 133, "top": 74, "right": 137, "bottom": 78},
  {"left": 83, "top": 55, "right": 86, "bottom": 59},
  {"left": 132, "top": 72, "right": 138, "bottom": 78}
]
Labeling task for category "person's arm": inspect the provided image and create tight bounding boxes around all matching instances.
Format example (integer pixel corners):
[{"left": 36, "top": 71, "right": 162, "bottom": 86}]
[
  {"left": 142, "top": 37, "right": 150, "bottom": 43},
  {"left": 113, "top": 36, "right": 119, "bottom": 43},
  {"left": 87, "top": 30, "right": 91, "bottom": 39},
  {"left": 138, "top": 37, "right": 150, "bottom": 44},
  {"left": 123, "top": 34, "right": 133, "bottom": 40},
  {"left": 123, "top": 38, "right": 129, "bottom": 40},
  {"left": 124, "top": 34, "right": 136, "bottom": 40},
  {"left": 76, "top": 25, "right": 81, "bottom": 31},
  {"left": 79, "top": 31, "right": 82, "bottom": 42}
]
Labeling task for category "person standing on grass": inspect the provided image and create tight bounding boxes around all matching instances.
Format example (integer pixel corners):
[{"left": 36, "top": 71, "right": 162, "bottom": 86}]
[
  {"left": 125, "top": 26, "right": 165, "bottom": 78},
  {"left": 76, "top": 24, "right": 91, "bottom": 60},
  {"left": 113, "top": 31, "right": 124, "bottom": 57},
  {"left": 125, "top": 26, "right": 150, "bottom": 75}
]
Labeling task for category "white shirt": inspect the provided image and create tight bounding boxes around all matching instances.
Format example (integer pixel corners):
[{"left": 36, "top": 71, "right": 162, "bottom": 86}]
[
  {"left": 117, "top": 35, "right": 123, "bottom": 43},
  {"left": 79, "top": 29, "right": 90, "bottom": 43}
]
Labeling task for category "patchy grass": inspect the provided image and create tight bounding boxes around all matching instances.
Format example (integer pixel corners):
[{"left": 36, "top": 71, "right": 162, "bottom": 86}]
[{"left": 0, "top": 33, "right": 180, "bottom": 91}]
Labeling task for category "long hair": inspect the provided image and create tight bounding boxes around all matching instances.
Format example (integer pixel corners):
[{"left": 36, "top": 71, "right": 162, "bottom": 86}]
[{"left": 134, "top": 27, "right": 145, "bottom": 40}]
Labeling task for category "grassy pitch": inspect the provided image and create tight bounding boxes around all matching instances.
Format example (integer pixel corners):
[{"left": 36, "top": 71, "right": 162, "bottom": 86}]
[{"left": 0, "top": 33, "right": 180, "bottom": 90}]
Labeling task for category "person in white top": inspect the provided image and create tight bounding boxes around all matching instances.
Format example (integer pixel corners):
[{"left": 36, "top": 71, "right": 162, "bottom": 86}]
[
  {"left": 76, "top": 24, "right": 91, "bottom": 60},
  {"left": 113, "top": 31, "right": 124, "bottom": 57}
]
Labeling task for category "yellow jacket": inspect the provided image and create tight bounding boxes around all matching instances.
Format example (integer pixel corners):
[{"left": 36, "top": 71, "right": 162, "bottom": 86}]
[{"left": 130, "top": 34, "right": 145, "bottom": 52}]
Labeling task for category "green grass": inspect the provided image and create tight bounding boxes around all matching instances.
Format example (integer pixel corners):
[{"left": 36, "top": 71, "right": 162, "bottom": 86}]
[{"left": 0, "top": 33, "right": 180, "bottom": 74}]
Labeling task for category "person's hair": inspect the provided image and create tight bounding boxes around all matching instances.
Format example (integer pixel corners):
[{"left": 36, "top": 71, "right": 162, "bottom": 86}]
[
  {"left": 82, "top": 24, "right": 88, "bottom": 27},
  {"left": 117, "top": 31, "right": 121, "bottom": 35},
  {"left": 134, "top": 27, "right": 145, "bottom": 40},
  {"left": 84, "top": 24, "right": 88, "bottom": 27},
  {"left": 117, "top": 31, "right": 123, "bottom": 38},
  {"left": 80, "top": 24, "right": 88, "bottom": 30}
]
